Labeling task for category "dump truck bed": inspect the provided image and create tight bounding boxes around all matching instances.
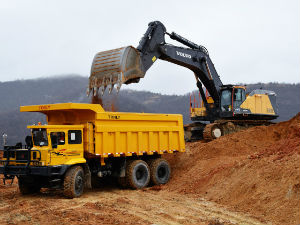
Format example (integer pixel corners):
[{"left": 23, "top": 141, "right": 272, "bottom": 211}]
[{"left": 21, "top": 103, "right": 185, "bottom": 158}]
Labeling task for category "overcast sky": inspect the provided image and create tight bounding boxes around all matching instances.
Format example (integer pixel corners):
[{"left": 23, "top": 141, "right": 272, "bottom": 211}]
[{"left": 0, "top": 0, "right": 299, "bottom": 94}]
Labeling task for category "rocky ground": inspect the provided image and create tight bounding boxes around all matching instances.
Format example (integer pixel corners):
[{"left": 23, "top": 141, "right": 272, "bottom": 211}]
[{"left": 0, "top": 114, "right": 299, "bottom": 225}]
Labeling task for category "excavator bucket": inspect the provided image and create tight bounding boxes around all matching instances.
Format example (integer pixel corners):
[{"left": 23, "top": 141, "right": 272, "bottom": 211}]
[{"left": 88, "top": 46, "right": 145, "bottom": 96}]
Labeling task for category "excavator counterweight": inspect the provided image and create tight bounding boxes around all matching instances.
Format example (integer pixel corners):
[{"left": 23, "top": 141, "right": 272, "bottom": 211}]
[{"left": 88, "top": 46, "right": 145, "bottom": 96}]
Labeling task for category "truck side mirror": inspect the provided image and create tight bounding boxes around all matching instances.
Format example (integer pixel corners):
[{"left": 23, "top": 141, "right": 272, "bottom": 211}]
[
  {"left": 51, "top": 135, "right": 58, "bottom": 149},
  {"left": 2, "top": 133, "right": 8, "bottom": 146},
  {"left": 25, "top": 136, "right": 33, "bottom": 149}
]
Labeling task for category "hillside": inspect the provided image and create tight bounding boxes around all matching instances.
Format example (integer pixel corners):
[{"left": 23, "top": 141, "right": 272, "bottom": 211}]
[{"left": 0, "top": 75, "right": 299, "bottom": 146}]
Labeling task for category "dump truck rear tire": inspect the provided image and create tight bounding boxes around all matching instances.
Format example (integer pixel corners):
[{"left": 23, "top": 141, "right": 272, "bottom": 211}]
[
  {"left": 63, "top": 166, "right": 84, "bottom": 198},
  {"left": 91, "top": 175, "right": 102, "bottom": 188},
  {"left": 149, "top": 158, "right": 171, "bottom": 185},
  {"left": 117, "top": 177, "right": 128, "bottom": 189},
  {"left": 126, "top": 160, "right": 150, "bottom": 189},
  {"left": 18, "top": 176, "right": 41, "bottom": 195}
]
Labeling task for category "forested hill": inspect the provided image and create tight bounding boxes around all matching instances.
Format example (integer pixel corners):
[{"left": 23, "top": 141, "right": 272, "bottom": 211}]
[{"left": 0, "top": 75, "right": 299, "bottom": 146}]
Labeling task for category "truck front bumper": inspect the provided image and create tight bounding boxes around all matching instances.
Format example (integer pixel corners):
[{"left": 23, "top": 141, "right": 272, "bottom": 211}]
[{"left": 0, "top": 165, "right": 69, "bottom": 177}]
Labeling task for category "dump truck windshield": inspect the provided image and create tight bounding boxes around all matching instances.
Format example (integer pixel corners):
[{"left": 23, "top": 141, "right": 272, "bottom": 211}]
[{"left": 32, "top": 128, "right": 48, "bottom": 146}]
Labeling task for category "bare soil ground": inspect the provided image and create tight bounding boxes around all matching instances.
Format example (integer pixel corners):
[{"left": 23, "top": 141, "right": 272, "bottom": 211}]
[
  {"left": 0, "top": 183, "right": 270, "bottom": 225},
  {"left": 1, "top": 114, "right": 299, "bottom": 225}
]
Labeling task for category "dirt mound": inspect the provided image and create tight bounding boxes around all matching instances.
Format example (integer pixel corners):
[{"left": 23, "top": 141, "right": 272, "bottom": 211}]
[{"left": 164, "top": 113, "right": 300, "bottom": 225}]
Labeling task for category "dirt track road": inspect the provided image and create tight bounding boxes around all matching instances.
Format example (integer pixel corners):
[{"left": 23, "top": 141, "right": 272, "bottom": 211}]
[{"left": 0, "top": 183, "right": 270, "bottom": 225}]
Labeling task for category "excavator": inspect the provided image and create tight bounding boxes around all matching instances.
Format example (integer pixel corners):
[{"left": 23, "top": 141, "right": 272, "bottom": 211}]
[{"left": 87, "top": 21, "right": 278, "bottom": 141}]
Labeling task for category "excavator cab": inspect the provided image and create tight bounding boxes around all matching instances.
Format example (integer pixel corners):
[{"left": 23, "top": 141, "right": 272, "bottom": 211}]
[{"left": 220, "top": 85, "right": 246, "bottom": 118}]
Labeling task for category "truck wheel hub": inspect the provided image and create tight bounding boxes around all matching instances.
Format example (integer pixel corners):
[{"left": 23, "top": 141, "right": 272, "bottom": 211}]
[
  {"left": 212, "top": 128, "right": 222, "bottom": 138},
  {"left": 157, "top": 166, "right": 167, "bottom": 178},
  {"left": 75, "top": 176, "right": 83, "bottom": 192}
]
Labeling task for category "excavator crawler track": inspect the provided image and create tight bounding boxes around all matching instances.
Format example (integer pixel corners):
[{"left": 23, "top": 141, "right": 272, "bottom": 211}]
[
  {"left": 203, "top": 123, "right": 223, "bottom": 141},
  {"left": 202, "top": 120, "right": 274, "bottom": 141}
]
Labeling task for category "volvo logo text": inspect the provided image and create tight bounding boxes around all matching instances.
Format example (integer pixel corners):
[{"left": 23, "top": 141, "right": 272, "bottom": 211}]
[{"left": 176, "top": 51, "right": 191, "bottom": 59}]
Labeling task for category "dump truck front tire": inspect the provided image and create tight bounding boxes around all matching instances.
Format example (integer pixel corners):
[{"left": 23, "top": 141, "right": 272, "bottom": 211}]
[
  {"left": 18, "top": 176, "right": 41, "bottom": 195},
  {"left": 117, "top": 177, "right": 128, "bottom": 189},
  {"left": 149, "top": 158, "right": 171, "bottom": 185},
  {"left": 126, "top": 160, "right": 150, "bottom": 189},
  {"left": 63, "top": 166, "right": 84, "bottom": 198}
]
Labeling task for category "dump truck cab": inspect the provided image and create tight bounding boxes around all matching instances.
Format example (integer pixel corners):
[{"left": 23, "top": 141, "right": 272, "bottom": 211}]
[
  {"left": 29, "top": 125, "right": 85, "bottom": 166},
  {"left": 0, "top": 124, "right": 85, "bottom": 179}
]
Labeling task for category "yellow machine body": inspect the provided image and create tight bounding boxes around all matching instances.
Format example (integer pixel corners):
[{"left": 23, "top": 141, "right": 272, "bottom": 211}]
[
  {"left": 239, "top": 93, "right": 276, "bottom": 115},
  {"left": 11, "top": 103, "right": 185, "bottom": 167},
  {"left": 190, "top": 107, "right": 207, "bottom": 118},
  {"left": 190, "top": 89, "right": 277, "bottom": 119}
]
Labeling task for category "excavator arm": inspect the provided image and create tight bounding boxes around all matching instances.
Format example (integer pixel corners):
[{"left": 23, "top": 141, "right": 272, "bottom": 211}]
[
  {"left": 136, "top": 21, "right": 223, "bottom": 110},
  {"left": 88, "top": 21, "right": 223, "bottom": 114}
]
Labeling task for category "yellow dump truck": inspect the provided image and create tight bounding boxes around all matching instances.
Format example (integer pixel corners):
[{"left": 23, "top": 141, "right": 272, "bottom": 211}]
[{"left": 0, "top": 103, "right": 185, "bottom": 198}]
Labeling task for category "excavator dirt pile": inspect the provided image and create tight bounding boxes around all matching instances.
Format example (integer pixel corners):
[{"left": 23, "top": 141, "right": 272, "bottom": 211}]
[
  {"left": 164, "top": 113, "right": 300, "bottom": 225},
  {"left": 88, "top": 46, "right": 145, "bottom": 97}
]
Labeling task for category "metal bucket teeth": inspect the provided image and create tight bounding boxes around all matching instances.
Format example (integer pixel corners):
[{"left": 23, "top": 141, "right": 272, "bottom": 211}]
[
  {"left": 107, "top": 84, "right": 114, "bottom": 94},
  {"left": 93, "top": 87, "right": 99, "bottom": 96},
  {"left": 87, "top": 87, "right": 91, "bottom": 96},
  {"left": 88, "top": 46, "right": 145, "bottom": 96},
  {"left": 116, "top": 82, "right": 122, "bottom": 93},
  {"left": 100, "top": 86, "right": 106, "bottom": 96}
]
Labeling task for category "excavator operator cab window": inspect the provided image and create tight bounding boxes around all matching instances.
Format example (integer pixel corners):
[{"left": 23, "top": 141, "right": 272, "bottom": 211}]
[
  {"left": 220, "top": 89, "right": 232, "bottom": 112},
  {"left": 221, "top": 88, "right": 246, "bottom": 112},
  {"left": 233, "top": 88, "right": 246, "bottom": 109}
]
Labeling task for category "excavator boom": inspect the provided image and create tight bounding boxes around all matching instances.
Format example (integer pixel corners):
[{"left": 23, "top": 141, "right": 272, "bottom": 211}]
[{"left": 88, "top": 21, "right": 278, "bottom": 141}]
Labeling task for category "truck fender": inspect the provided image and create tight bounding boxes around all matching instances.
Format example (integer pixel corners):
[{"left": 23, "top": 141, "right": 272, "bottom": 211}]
[
  {"left": 64, "top": 158, "right": 86, "bottom": 165},
  {"left": 119, "top": 159, "right": 126, "bottom": 178}
]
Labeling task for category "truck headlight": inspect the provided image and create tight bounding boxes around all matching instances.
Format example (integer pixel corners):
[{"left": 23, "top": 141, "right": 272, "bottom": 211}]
[{"left": 2, "top": 133, "right": 7, "bottom": 146}]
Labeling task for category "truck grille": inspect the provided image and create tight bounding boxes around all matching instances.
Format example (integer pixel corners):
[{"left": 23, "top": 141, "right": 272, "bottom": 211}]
[
  {"left": 16, "top": 151, "right": 28, "bottom": 161},
  {"left": 3, "top": 151, "right": 15, "bottom": 158}
]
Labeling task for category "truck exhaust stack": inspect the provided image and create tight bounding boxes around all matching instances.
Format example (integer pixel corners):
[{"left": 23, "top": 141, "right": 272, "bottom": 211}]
[{"left": 88, "top": 46, "right": 145, "bottom": 96}]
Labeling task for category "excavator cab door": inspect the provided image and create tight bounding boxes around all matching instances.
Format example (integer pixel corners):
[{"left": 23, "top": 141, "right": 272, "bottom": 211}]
[
  {"left": 220, "top": 86, "right": 246, "bottom": 118},
  {"left": 233, "top": 88, "right": 246, "bottom": 109},
  {"left": 220, "top": 88, "right": 233, "bottom": 117}
]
